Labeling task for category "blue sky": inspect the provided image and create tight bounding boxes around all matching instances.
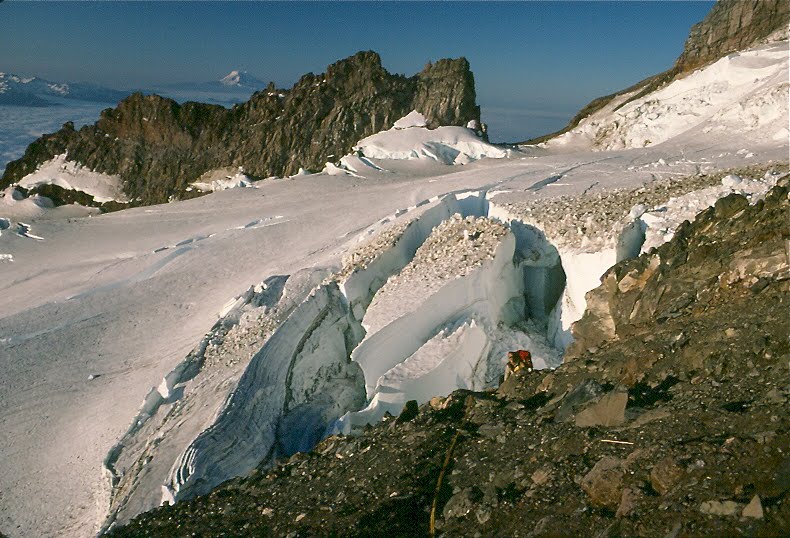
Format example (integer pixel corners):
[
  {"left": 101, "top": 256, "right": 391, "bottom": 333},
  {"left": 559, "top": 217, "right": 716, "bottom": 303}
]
[{"left": 0, "top": 1, "right": 714, "bottom": 141}]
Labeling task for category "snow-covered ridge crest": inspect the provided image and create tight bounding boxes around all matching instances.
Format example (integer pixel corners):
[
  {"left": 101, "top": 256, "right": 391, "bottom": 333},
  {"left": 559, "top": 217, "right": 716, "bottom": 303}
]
[{"left": 547, "top": 39, "right": 789, "bottom": 150}]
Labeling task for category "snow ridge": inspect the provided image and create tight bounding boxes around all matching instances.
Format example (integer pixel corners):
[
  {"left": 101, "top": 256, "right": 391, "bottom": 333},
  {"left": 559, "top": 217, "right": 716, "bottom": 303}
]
[
  {"left": 354, "top": 120, "right": 507, "bottom": 165},
  {"left": 17, "top": 153, "right": 128, "bottom": 203}
]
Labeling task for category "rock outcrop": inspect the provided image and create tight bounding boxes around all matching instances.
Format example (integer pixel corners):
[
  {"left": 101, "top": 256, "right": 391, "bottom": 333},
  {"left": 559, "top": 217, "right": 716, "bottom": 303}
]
[
  {"left": 675, "top": 0, "right": 789, "bottom": 72},
  {"left": 524, "top": 0, "right": 790, "bottom": 144},
  {"left": 568, "top": 179, "right": 790, "bottom": 358},
  {"left": 1, "top": 52, "right": 482, "bottom": 205}
]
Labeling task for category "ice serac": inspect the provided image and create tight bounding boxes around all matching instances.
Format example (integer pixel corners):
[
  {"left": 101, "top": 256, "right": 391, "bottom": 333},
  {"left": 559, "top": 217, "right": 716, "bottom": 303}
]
[
  {"left": 335, "top": 203, "right": 566, "bottom": 433},
  {"left": 127, "top": 192, "right": 570, "bottom": 515},
  {"left": 101, "top": 270, "right": 330, "bottom": 529},
  {"left": 1, "top": 51, "right": 482, "bottom": 205},
  {"left": 164, "top": 282, "right": 365, "bottom": 502},
  {"left": 346, "top": 229, "right": 520, "bottom": 415}
]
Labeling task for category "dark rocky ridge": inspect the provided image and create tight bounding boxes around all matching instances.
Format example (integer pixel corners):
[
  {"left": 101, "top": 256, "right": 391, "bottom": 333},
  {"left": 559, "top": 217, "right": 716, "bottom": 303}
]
[
  {"left": 1, "top": 52, "right": 482, "bottom": 205},
  {"left": 523, "top": 0, "right": 789, "bottom": 144},
  {"left": 111, "top": 181, "right": 789, "bottom": 536}
]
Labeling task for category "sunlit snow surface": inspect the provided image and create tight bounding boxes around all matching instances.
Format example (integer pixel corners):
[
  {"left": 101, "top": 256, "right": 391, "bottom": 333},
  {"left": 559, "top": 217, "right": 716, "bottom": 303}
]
[
  {"left": 0, "top": 37, "right": 788, "bottom": 538},
  {"left": 353, "top": 122, "right": 507, "bottom": 165}
]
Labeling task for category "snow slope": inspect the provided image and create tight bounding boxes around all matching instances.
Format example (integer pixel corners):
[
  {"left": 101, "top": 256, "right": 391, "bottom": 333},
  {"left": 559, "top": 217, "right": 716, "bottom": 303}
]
[{"left": 547, "top": 39, "right": 789, "bottom": 151}]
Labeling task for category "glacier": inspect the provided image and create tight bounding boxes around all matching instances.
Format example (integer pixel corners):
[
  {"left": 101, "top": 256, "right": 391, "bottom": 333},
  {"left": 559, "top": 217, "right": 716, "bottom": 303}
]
[{"left": 0, "top": 31, "right": 788, "bottom": 537}]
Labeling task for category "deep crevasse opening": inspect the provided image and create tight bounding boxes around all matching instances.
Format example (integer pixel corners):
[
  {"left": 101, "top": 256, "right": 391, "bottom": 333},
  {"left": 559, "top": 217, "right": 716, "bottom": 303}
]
[
  {"left": 164, "top": 190, "right": 576, "bottom": 502},
  {"left": 104, "top": 189, "right": 634, "bottom": 530},
  {"left": 332, "top": 192, "right": 573, "bottom": 434}
]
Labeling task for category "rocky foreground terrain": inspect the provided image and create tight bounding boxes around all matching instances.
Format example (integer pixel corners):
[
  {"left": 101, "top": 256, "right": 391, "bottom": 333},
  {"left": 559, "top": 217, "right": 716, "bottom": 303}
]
[{"left": 111, "top": 177, "right": 789, "bottom": 536}]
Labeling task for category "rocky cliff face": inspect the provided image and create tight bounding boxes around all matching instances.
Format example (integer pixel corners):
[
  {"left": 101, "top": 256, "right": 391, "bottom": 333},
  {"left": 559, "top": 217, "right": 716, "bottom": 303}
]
[
  {"left": 111, "top": 180, "right": 790, "bottom": 537},
  {"left": 675, "top": 0, "right": 789, "bottom": 72},
  {"left": 1, "top": 52, "right": 481, "bottom": 205},
  {"left": 525, "top": 0, "right": 790, "bottom": 144}
]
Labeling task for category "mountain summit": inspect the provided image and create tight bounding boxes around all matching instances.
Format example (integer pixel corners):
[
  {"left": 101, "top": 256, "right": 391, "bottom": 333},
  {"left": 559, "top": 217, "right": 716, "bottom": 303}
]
[
  {"left": 218, "top": 69, "right": 265, "bottom": 89},
  {"left": 2, "top": 51, "right": 482, "bottom": 205}
]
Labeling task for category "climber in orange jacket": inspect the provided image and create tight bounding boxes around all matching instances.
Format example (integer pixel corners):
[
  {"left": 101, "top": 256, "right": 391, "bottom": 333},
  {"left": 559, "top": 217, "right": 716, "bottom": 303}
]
[{"left": 504, "top": 349, "right": 533, "bottom": 381}]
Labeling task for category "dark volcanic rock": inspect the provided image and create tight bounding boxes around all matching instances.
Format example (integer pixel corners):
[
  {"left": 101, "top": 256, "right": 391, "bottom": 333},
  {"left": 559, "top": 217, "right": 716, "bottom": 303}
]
[
  {"left": 581, "top": 456, "right": 624, "bottom": 510},
  {"left": 2, "top": 51, "right": 482, "bottom": 205},
  {"left": 567, "top": 182, "right": 790, "bottom": 359}
]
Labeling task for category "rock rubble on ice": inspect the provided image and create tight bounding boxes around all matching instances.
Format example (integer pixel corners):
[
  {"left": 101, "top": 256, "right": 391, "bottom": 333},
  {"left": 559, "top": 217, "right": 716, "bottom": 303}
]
[
  {"left": 361, "top": 215, "right": 510, "bottom": 335},
  {"left": 638, "top": 172, "right": 780, "bottom": 253},
  {"left": 336, "top": 193, "right": 481, "bottom": 321}
]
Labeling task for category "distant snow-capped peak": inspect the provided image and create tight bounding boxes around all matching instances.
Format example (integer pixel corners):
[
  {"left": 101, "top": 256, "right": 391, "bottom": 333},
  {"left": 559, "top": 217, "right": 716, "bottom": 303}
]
[{"left": 219, "top": 70, "right": 264, "bottom": 88}]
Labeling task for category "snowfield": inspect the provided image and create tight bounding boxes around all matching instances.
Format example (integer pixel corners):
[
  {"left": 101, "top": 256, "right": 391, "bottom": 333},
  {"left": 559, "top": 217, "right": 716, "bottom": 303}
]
[{"left": 0, "top": 36, "right": 788, "bottom": 538}]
